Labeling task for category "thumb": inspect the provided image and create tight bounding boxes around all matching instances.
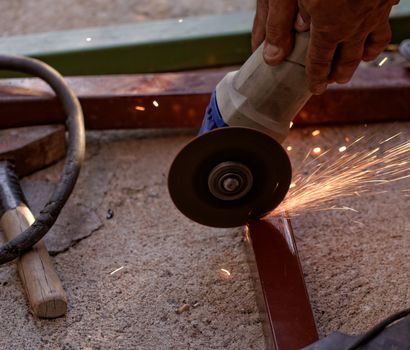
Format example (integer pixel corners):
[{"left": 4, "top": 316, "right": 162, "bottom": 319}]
[{"left": 263, "top": 0, "right": 298, "bottom": 66}]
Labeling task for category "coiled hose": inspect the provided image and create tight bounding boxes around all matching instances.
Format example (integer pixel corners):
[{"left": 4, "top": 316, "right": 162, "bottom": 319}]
[{"left": 0, "top": 55, "right": 85, "bottom": 264}]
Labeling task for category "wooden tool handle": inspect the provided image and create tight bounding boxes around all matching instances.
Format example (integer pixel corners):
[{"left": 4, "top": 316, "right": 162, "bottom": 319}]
[{"left": 1, "top": 204, "right": 67, "bottom": 318}]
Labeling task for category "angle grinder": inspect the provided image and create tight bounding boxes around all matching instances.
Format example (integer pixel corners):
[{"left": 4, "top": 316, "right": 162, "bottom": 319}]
[{"left": 168, "top": 32, "right": 312, "bottom": 227}]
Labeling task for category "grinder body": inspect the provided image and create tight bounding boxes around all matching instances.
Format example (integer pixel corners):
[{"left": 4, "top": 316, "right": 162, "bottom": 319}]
[
  {"left": 169, "top": 32, "right": 312, "bottom": 227},
  {"left": 201, "top": 32, "right": 311, "bottom": 141}
]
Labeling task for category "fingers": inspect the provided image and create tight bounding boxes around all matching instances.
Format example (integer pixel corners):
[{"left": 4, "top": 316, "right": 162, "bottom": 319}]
[
  {"left": 329, "top": 39, "right": 365, "bottom": 83},
  {"left": 294, "top": 13, "right": 310, "bottom": 32},
  {"left": 363, "top": 22, "right": 392, "bottom": 61},
  {"left": 307, "top": 22, "right": 390, "bottom": 92},
  {"left": 262, "top": 0, "right": 298, "bottom": 65},
  {"left": 294, "top": 2, "right": 310, "bottom": 32},
  {"left": 306, "top": 26, "right": 337, "bottom": 94},
  {"left": 252, "top": 0, "right": 269, "bottom": 51}
]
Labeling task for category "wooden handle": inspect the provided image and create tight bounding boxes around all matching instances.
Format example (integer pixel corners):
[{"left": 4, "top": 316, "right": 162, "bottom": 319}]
[{"left": 1, "top": 204, "right": 67, "bottom": 318}]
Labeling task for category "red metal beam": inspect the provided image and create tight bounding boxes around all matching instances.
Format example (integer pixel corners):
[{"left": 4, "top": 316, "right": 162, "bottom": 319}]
[
  {"left": 0, "top": 66, "right": 409, "bottom": 130},
  {"left": 301, "top": 66, "right": 410, "bottom": 124},
  {"left": 246, "top": 217, "right": 318, "bottom": 350}
]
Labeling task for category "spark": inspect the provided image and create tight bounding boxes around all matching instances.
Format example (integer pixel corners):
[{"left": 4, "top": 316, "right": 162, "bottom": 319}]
[
  {"left": 220, "top": 268, "right": 231, "bottom": 276},
  {"left": 320, "top": 206, "right": 359, "bottom": 213},
  {"left": 312, "top": 130, "right": 320, "bottom": 137},
  {"left": 85, "top": 37, "right": 92, "bottom": 42},
  {"left": 312, "top": 147, "right": 322, "bottom": 154},
  {"left": 351, "top": 136, "right": 365, "bottom": 146},
  {"left": 110, "top": 266, "right": 125, "bottom": 275},
  {"left": 153, "top": 100, "right": 159, "bottom": 107},
  {"left": 289, "top": 121, "right": 294, "bottom": 128},
  {"left": 378, "top": 57, "right": 388, "bottom": 67},
  {"left": 267, "top": 134, "right": 410, "bottom": 217},
  {"left": 243, "top": 226, "right": 250, "bottom": 242},
  {"left": 339, "top": 146, "right": 347, "bottom": 152},
  {"left": 134, "top": 106, "right": 145, "bottom": 111},
  {"left": 353, "top": 220, "right": 365, "bottom": 226},
  {"left": 380, "top": 132, "right": 401, "bottom": 144},
  {"left": 287, "top": 146, "right": 293, "bottom": 151}
]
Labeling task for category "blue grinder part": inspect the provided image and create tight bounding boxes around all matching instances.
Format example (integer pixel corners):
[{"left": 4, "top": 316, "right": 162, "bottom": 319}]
[{"left": 199, "top": 90, "right": 228, "bottom": 134}]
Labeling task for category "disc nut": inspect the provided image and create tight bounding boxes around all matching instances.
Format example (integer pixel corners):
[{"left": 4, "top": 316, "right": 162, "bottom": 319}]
[
  {"left": 208, "top": 161, "right": 253, "bottom": 201},
  {"left": 222, "top": 177, "right": 240, "bottom": 192}
]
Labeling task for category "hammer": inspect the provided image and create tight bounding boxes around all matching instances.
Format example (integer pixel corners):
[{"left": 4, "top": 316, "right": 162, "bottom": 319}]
[{"left": 0, "top": 124, "right": 67, "bottom": 318}]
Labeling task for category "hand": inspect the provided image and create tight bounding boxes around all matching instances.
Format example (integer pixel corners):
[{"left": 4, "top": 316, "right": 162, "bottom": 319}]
[
  {"left": 252, "top": 0, "right": 299, "bottom": 65},
  {"left": 252, "top": 0, "right": 399, "bottom": 94}
]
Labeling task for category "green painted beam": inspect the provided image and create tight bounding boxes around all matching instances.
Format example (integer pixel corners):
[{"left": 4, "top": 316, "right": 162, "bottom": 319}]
[
  {"left": 0, "top": 6, "right": 408, "bottom": 77},
  {"left": 0, "top": 12, "right": 252, "bottom": 77},
  {"left": 391, "top": 1, "right": 410, "bottom": 44}
]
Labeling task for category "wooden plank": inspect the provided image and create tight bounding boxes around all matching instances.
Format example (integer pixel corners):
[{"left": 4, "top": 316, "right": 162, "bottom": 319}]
[
  {"left": 0, "top": 65, "right": 409, "bottom": 130},
  {"left": 0, "top": 7, "right": 408, "bottom": 77},
  {"left": 0, "top": 125, "right": 66, "bottom": 177},
  {"left": 246, "top": 217, "right": 318, "bottom": 349}
]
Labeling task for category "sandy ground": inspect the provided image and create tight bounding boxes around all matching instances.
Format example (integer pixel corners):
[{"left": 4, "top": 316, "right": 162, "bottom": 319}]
[
  {"left": 285, "top": 123, "right": 410, "bottom": 336},
  {"left": 0, "top": 1, "right": 409, "bottom": 349},
  {"left": 0, "top": 129, "right": 265, "bottom": 350},
  {"left": 0, "top": 123, "right": 409, "bottom": 350}
]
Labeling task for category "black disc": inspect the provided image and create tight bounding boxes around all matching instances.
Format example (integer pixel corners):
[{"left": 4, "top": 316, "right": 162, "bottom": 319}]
[{"left": 168, "top": 127, "right": 292, "bottom": 227}]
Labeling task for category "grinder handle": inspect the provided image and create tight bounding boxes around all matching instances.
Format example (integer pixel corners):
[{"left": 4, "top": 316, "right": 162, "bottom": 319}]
[
  {"left": 216, "top": 31, "right": 312, "bottom": 143},
  {"left": 0, "top": 161, "right": 67, "bottom": 318}
]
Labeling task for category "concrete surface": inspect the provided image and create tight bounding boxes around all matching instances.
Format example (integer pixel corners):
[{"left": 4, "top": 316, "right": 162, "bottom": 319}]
[
  {"left": 0, "top": 129, "right": 264, "bottom": 350},
  {"left": 283, "top": 123, "right": 410, "bottom": 337},
  {"left": 0, "top": 123, "right": 409, "bottom": 350},
  {"left": 0, "top": 1, "right": 409, "bottom": 349},
  {"left": 0, "top": 0, "right": 254, "bottom": 37}
]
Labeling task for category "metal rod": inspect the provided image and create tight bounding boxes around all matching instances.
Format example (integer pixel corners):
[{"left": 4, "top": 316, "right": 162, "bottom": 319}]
[{"left": 246, "top": 216, "right": 318, "bottom": 350}]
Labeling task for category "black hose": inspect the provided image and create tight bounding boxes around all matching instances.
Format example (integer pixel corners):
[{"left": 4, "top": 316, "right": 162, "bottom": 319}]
[
  {"left": 345, "top": 308, "right": 410, "bottom": 350},
  {"left": 0, "top": 54, "right": 85, "bottom": 264}
]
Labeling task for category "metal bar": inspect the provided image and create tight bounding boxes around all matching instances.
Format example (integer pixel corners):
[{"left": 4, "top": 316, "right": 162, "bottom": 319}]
[
  {"left": 301, "top": 65, "right": 410, "bottom": 125},
  {"left": 0, "top": 6, "right": 408, "bottom": 77},
  {"left": 0, "top": 12, "right": 252, "bottom": 78},
  {"left": 0, "top": 66, "right": 409, "bottom": 130},
  {"left": 246, "top": 217, "right": 318, "bottom": 350},
  {"left": 391, "top": 1, "right": 410, "bottom": 44}
]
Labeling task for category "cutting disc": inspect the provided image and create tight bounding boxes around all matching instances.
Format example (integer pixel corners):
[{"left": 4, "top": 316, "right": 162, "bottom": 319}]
[{"left": 168, "top": 127, "right": 291, "bottom": 227}]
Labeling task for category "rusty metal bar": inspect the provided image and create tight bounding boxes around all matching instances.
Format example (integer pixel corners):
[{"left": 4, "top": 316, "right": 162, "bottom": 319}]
[
  {"left": 246, "top": 217, "right": 318, "bottom": 350},
  {"left": 0, "top": 66, "right": 409, "bottom": 130},
  {"left": 301, "top": 66, "right": 410, "bottom": 125}
]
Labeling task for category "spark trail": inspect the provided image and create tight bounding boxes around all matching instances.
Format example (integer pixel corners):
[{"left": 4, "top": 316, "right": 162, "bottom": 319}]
[{"left": 267, "top": 133, "right": 410, "bottom": 217}]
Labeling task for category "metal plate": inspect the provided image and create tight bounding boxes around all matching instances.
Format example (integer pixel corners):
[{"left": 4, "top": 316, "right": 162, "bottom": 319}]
[{"left": 168, "top": 127, "right": 292, "bottom": 227}]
